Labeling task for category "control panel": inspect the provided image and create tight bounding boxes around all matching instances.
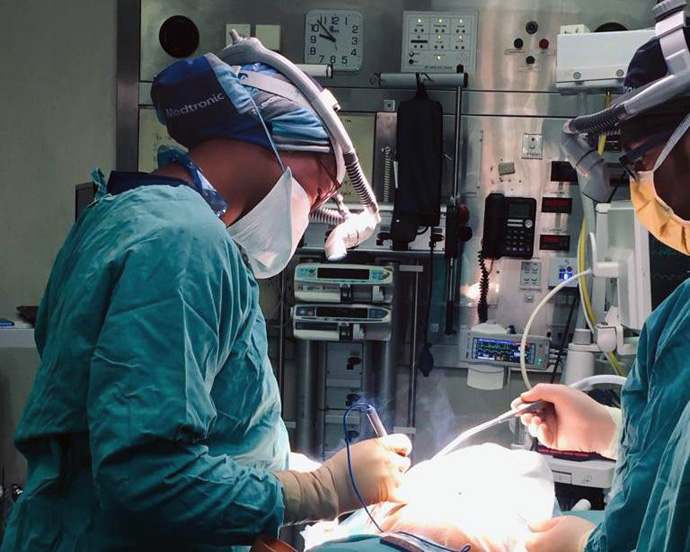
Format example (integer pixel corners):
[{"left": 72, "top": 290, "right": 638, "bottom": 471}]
[
  {"left": 460, "top": 330, "right": 551, "bottom": 369},
  {"left": 292, "top": 304, "right": 392, "bottom": 342},
  {"left": 504, "top": 203, "right": 535, "bottom": 257},
  {"left": 520, "top": 260, "right": 542, "bottom": 289},
  {"left": 549, "top": 257, "right": 578, "bottom": 288},
  {"left": 294, "top": 263, "right": 394, "bottom": 304},
  {"left": 401, "top": 11, "right": 478, "bottom": 73}
]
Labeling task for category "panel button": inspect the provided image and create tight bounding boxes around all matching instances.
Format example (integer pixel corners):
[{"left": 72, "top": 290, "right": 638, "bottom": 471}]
[{"left": 526, "top": 20, "right": 539, "bottom": 35}]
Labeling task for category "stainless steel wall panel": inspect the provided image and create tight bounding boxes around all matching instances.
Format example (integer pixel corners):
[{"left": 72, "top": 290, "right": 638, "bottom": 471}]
[{"left": 140, "top": 0, "right": 652, "bottom": 91}]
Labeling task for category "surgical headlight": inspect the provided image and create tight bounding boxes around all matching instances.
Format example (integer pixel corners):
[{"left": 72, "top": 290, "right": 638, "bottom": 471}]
[
  {"left": 219, "top": 31, "right": 381, "bottom": 261},
  {"left": 563, "top": 0, "right": 690, "bottom": 201},
  {"left": 568, "top": 0, "right": 690, "bottom": 137}
]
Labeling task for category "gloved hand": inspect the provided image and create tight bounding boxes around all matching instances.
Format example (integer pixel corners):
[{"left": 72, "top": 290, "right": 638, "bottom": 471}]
[
  {"left": 525, "top": 516, "right": 595, "bottom": 552},
  {"left": 275, "top": 434, "right": 412, "bottom": 524},
  {"left": 512, "top": 384, "right": 621, "bottom": 459}
]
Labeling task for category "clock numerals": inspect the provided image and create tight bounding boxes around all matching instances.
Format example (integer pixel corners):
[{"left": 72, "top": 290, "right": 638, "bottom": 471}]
[{"left": 304, "top": 10, "right": 363, "bottom": 72}]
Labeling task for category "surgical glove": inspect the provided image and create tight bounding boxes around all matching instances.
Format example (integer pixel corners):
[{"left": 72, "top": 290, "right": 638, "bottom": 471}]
[
  {"left": 512, "top": 384, "right": 621, "bottom": 459},
  {"left": 275, "top": 434, "right": 412, "bottom": 524},
  {"left": 525, "top": 516, "right": 595, "bottom": 552}
]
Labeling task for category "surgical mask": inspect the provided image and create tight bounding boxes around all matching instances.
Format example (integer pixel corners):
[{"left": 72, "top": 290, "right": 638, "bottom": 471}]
[
  {"left": 227, "top": 94, "right": 312, "bottom": 279},
  {"left": 630, "top": 111, "right": 690, "bottom": 255},
  {"left": 228, "top": 168, "right": 310, "bottom": 278}
]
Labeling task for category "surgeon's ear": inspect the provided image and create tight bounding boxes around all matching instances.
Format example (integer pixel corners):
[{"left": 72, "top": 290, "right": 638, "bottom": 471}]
[{"left": 282, "top": 150, "right": 336, "bottom": 207}]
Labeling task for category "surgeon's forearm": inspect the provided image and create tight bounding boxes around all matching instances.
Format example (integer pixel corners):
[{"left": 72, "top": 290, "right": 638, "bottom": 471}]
[
  {"left": 93, "top": 440, "right": 284, "bottom": 546},
  {"left": 274, "top": 469, "right": 339, "bottom": 524}
]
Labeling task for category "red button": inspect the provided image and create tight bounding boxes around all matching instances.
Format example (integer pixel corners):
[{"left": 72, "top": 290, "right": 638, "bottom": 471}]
[{"left": 539, "top": 38, "right": 549, "bottom": 49}]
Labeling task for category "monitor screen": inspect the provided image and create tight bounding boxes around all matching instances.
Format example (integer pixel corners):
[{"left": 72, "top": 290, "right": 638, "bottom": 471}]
[{"left": 472, "top": 337, "right": 536, "bottom": 365}]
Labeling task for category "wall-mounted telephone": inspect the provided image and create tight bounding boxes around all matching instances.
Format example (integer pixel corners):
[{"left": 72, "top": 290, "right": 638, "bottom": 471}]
[{"left": 481, "top": 193, "right": 537, "bottom": 259}]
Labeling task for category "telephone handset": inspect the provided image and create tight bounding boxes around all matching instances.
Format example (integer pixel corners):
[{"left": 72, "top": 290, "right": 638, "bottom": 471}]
[{"left": 481, "top": 193, "right": 537, "bottom": 259}]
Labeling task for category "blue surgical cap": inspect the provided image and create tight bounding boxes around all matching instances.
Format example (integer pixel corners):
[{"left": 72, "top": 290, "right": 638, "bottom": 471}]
[{"left": 151, "top": 53, "right": 331, "bottom": 152}]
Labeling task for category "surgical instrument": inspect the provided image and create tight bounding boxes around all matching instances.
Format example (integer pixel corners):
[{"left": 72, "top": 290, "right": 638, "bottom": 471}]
[
  {"left": 365, "top": 404, "right": 388, "bottom": 437},
  {"left": 434, "top": 374, "right": 628, "bottom": 459},
  {"left": 433, "top": 400, "right": 547, "bottom": 459}
]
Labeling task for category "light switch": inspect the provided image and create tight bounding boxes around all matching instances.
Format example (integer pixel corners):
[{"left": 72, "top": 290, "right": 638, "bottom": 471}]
[
  {"left": 255, "top": 24, "right": 282, "bottom": 50},
  {"left": 522, "top": 134, "right": 543, "bottom": 159}
]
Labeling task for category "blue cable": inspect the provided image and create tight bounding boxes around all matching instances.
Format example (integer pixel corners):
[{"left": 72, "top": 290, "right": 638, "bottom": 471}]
[
  {"left": 342, "top": 404, "right": 471, "bottom": 552},
  {"left": 343, "top": 403, "right": 385, "bottom": 532}
]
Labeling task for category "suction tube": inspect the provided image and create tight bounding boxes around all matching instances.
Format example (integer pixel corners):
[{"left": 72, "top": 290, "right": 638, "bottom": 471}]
[
  {"left": 567, "top": 104, "right": 627, "bottom": 135},
  {"left": 344, "top": 151, "right": 379, "bottom": 214},
  {"left": 310, "top": 207, "right": 345, "bottom": 226}
]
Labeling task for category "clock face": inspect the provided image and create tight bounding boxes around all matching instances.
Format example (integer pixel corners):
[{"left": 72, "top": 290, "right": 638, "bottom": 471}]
[{"left": 304, "top": 9, "right": 363, "bottom": 71}]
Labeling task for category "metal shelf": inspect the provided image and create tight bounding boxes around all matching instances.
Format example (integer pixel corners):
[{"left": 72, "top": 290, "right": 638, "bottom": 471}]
[{"left": 0, "top": 328, "right": 36, "bottom": 349}]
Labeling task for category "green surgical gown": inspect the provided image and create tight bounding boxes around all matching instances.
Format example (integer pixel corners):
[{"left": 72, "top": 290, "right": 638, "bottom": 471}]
[
  {"left": 0, "top": 180, "right": 290, "bottom": 551},
  {"left": 585, "top": 279, "right": 690, "bottom": 552}
]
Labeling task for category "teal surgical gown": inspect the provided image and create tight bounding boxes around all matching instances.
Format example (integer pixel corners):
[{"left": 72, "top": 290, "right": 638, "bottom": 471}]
[
  {"left": 0, "top": 176, "right": 290, "bottom": 551},
  {"left": 584, "top": 278, "right": 690, "bottom": 552}
]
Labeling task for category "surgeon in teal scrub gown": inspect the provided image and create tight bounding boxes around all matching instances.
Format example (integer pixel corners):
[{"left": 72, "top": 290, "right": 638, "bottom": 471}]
[
  {"left": 0, "top": 53, "right": 412, "bottom": 551},
  {"left": 513, "top": 23, "right": 690, "bottom": 552}
]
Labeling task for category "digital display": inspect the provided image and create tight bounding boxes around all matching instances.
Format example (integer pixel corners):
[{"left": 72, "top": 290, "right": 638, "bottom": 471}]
[
  {"left": 317, "top": 306, "right": 369, "bottom": 319},
  {"left": 508, "top": 202, "right": 531, "bottom": 219},
  {"left": 539, "top": 234, "right": 570, "bottom": 251},
  {"left": 472, "top": 338, "right": 536, "bottom": 365},
  {"left": 550, "top": 161, "right": 579, "bottom": 183},
  {"left": 541, "top": 197, "right": 573, "bottom": 214},
  {"left": 317, "top": 267, "right": 371, "bottom": 280}
]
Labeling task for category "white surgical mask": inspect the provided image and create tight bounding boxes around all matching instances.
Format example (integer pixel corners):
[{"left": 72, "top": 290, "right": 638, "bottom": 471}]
[
  {"left": 226, "top": 93, "right": 315, "bottom": 278},
  {"left": 228, "top": 168, "right": 311, "bottom": 279}
]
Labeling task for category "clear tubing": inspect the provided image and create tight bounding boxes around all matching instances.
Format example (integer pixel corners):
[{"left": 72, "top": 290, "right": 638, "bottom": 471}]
[
  {"left": 570, "top": 374, "right": 626, "bottom": 390},
  {"left": 520, "top": 270, "right": 592, "bottom": 390}
]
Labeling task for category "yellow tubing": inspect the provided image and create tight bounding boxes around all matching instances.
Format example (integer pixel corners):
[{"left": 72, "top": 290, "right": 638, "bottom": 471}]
[{"left": 576, "top": 90, "right": 625, "bottom": 376}]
